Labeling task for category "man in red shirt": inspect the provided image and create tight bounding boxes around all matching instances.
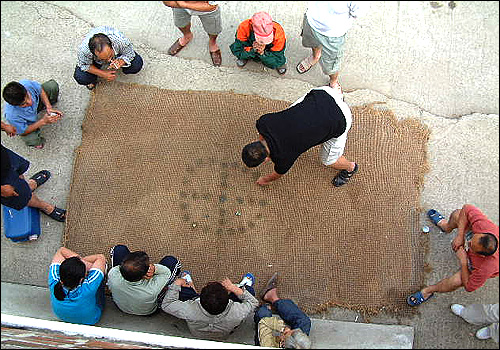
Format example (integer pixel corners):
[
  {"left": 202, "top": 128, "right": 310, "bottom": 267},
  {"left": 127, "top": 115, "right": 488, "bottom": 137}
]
[{"left": 407, "top": 204, "right": 499, "bottom": 306}]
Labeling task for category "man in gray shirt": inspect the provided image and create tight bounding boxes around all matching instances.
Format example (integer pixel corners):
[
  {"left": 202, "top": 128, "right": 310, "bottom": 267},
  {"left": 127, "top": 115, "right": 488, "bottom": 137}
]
[
  {"left": 161, "top": 272, "right": 259, "bottom": 340},
  {"left": 107, "top": 244, "right": 181, "bottom": 315}
]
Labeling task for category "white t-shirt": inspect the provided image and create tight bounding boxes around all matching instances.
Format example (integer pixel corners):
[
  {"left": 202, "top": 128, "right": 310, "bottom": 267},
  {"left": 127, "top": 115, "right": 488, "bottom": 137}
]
[
  {"left": 306, "top": 1, "right": 369, "bottom": 37},
  {"left": 185, "top": 1, "right": 218, "bottom": 16}
]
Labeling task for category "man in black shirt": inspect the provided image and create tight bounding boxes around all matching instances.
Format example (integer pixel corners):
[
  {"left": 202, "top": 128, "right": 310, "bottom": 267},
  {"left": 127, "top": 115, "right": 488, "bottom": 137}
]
[{"left": 242, "top": 86, "right": 357, "bottom": 186}]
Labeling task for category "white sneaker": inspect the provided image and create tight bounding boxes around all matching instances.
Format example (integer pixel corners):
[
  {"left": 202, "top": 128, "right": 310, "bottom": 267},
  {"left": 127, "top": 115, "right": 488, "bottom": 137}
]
[
  {"left": 237, "top": 273, "right": 255, "bottom": 287},
  {"left": 476, "top": 327, "right": 491, "bottom": 340},
  {"left": 451, "top": 304, "right": 465, "bottom": 317}
]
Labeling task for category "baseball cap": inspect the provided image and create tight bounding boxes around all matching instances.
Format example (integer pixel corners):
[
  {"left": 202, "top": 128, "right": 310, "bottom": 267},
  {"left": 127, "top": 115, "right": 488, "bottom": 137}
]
[{"left": 252, "top": 12, "right": 274, "bottom": 45}]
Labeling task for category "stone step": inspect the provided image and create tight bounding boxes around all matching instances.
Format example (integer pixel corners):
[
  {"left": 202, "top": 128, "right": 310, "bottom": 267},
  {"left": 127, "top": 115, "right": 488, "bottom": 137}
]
[{"left": 1, "top": 282, "right": 413, "bottom": 348}]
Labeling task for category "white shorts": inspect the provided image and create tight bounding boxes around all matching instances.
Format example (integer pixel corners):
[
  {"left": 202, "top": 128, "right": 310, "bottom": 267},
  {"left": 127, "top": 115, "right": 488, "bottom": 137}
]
[{"left": 290, "top": 86, "right": 352, "bottom": 166}]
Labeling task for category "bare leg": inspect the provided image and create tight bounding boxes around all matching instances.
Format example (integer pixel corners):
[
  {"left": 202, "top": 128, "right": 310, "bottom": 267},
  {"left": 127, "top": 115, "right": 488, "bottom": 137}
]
[
  {"left": 329, "top": 156, "right": 356, "bottom": 172},
  {"left": 208, "top": 34, "right": 219, "bottom": 52},
  {"left": 19, "top": 174, "right": 37, "bottom": 191},
  {"left": 177, "top": 24, "right": 193, "bottom": 46},
  {"left": 329, "top": 71, "right": 340, "bottom": 88},
  {"left": 435, "top": 209, "right": 461, "bottom": 233},
  {"left": 421, "top": 271, "right": 463, "bottom": 299},
  {"left": 311, "top": 46, "right": 322, "bottom": 64},
  {"left": 27, "top": 193, "right": 55, "bottom": 215}
]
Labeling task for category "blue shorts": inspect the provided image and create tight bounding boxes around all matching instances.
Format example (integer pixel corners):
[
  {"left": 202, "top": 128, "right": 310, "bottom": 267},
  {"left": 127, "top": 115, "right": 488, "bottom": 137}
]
[{"left": 1, "top": 148, "right": 32, "bottom": 210}]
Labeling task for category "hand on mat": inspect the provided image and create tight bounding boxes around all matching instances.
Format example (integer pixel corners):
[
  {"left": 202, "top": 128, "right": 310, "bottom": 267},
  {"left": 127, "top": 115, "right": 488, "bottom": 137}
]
[
  {"left": 144, "top": 264, "right": 156, "bottom": 279},
  {"left": 102, "top": 69, "right": 117, "bottom": 82},
  {"left": 1, "top": 184, "right": 18, "bottom": 197}
]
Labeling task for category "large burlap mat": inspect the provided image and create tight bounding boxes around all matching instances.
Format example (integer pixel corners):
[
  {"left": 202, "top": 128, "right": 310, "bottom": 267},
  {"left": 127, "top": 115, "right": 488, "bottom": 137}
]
[{"left": 64, "top": 81, "right": 430, "bottom": 314}]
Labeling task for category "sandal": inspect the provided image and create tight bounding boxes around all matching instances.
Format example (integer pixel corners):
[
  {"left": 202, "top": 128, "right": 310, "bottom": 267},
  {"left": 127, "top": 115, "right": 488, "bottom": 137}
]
[
  {"left": 427, "top": 209, "right": 445, "bottom": 232},
  {"left": 30, "top": 170, "right": 51, "bottom": 190},
  {"left": 296, "top": 56, "right": 316, "bottom": 74},
  {"left": 210, "top": 49, "right": 222, "bottom": 67},
  {"left": 86, "top": 83, "right": 96, "bottom": 91},
  {"left": 44, "top": 207, "right": 66, "bottom": 222},
  {"left": 332, "top": 163, "right": 359, "bottom": 187},
  {"left": 407, "top": 291, "right": 434, "bottom": 306},
  {"left": 168, "top": 38, "right": 186, "bottom": 56},
  {"left": 260, "top": 272, "right": 278, "bottom": 300}
]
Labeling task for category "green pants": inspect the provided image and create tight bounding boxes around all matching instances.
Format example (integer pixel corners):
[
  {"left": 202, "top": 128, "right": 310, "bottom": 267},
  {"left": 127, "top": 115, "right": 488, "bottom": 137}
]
[{"left": 22, "top": 79, "right": 59, "bottom": 147}]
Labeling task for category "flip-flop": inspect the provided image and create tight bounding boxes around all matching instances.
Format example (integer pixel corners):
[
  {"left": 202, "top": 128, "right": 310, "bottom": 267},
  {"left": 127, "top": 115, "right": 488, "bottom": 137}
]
[
  {"left": 427, "top": 209, "right": 445, "bottom": 232},
  {"left": 30, "top": 170, "right": 51, "bottom": 189},
  {"left": 407, "top": 291, "right": 434, "bottom": 306},
  {"left": 44, "top": 207, "right": 66, "bottom": 222},
  {"left": 296, "top": 56, "right": 316, "bottom": 74},
  {"left": 210, "top": 49, "right": 222, "bottom": 66},
  {"left": 260, "top": 272, "right": 278, "bottom": 300},
  {"left": 168, "top": 38, "right": 186, "bottom": 56}
]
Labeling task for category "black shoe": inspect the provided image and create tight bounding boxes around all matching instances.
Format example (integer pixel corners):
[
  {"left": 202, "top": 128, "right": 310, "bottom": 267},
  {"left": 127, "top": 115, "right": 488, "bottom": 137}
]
[{"left": 332, "top": 163, "right": 358, "bottom": 187}]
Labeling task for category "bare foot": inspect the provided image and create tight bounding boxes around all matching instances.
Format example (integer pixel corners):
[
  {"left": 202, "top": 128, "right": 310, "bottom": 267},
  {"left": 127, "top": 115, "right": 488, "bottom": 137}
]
[{"left": 179, "top": 33, "right": 193, "bottom": 47}]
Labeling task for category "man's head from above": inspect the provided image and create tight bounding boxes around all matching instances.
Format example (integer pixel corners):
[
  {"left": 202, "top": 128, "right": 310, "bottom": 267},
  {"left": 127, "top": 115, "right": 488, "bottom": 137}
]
[
  {"left": 283, "top": 328, "right": 311, "bottom": 349},
  {"left": 251, "top": 12, "right": 274, "bottom": 45},
  {"left": 200, "top": 282, "right": 229, "bottom": 315},
  {"left": 242, "top": 140, "right": 269, "bottom": 167},
  {"left": 89, "top": 33, "right": 114, "bottom": 61},
  {"left": 60, "top": 256, "right": 87, "bottom": 289},
  {"left": 120, "top": 251, "right": 150, "bottom": 282},
  {"left": 2, "top": 82, "right": 32, "bottom": 107},
  {"left": 469, "top": 232, "right": 498, "bottom": 256}
]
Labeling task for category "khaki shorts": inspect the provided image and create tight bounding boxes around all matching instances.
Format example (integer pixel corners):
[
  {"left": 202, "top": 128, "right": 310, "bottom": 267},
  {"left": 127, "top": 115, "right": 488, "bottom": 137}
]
[
  {"left": 172, "top": 7, "right": 222, "bottom": 35},
  {"left": 300, "top": 14, "right": 346, "bottom": 76}
]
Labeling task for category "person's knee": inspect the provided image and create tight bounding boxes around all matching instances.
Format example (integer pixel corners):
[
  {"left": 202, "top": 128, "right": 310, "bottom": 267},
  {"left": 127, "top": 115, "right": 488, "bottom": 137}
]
[
  {"left": 73, "top": 66, "right": 96, "bottom": 85},
  {"left": 122, "top": 54, "right": 143, "bottom": 74}
]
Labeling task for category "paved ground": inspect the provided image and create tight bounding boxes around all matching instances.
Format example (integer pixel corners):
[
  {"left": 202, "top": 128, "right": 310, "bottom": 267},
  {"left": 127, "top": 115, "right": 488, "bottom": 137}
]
[{"left": 1, "top": 1, "right": 498, "bottom": 349}]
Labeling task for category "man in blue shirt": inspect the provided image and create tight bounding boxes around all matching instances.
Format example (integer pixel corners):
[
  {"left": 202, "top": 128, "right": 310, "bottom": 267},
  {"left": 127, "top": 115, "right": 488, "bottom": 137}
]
[{"left": 2, "top": 79, "right": 63, "bottom": 149}]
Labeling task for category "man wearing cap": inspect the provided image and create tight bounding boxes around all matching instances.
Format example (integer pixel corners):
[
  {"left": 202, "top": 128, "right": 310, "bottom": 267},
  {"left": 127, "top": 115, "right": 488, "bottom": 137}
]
[
  {"left": 230, "top": 12, "right": 287, "bottom": 75},
  {"left": 297, "top": 1, "right": 369, "bottom": 89},
  {"left": 241, "top": 84, "right": 358, "bottom": 187}
]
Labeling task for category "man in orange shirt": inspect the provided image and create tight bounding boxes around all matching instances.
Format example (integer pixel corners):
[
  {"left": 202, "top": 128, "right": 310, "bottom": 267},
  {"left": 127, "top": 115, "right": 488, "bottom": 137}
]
[
  {"left": 407, "top": 204, "right": 499, "bottom": 306},
  {"left": 230, "top": 12, "right": 287, "bottom": 75}
]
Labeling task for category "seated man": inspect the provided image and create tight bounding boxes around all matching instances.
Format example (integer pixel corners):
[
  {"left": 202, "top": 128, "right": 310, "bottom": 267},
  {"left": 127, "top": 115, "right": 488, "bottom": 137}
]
[
  {"left": 2, "top": 79, "right": 62, "bottom": 149},
  {"left": 161, "top": 271, "right": 259, "bottom": 340},
  {"left": 254, "top": 273, "right": 312, "bottom": 348},
  {"left": 74, "top": 25, "right": 144, "bottom": 90},
  {"left": 107, "top": 244, "right": 182, "bottom": 316},
  {"left": 230, "top": 11, "right": 287, "bottom": 74},
  {"left": 1, "top": 144, "right": 66, "bottom": 222},
  {"left": 407, "top": 205, "right": 498, "bottom": 306},
  {"left": 242, "top": 85, "right": 357, "bottom": 187}
]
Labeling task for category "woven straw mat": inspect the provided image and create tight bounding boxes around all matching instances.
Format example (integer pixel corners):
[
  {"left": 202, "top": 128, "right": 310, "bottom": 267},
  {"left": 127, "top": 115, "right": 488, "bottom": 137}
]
[{"left": 64, "top": 81, "right": 430, "bottom": 314}]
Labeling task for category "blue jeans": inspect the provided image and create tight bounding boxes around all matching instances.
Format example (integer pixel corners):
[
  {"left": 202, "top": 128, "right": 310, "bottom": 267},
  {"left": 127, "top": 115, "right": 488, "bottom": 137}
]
[
  {"left": 253, "top": 299, "right": 311, "bottom": 346},
  {"left": 73, "top": 52, "right": 144, "bottom": 85}
]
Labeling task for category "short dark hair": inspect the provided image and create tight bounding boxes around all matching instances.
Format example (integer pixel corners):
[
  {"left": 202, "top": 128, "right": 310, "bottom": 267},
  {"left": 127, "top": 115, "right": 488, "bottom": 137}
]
[
  {"left": 89, "top": 33, "right": 112, "bottom": 55},
  {"left": 242, "top": 141, "right": 268, "bottom": 167},
  {"left": 120, "top": 251, "right": 150, "bottom": 282},
  {"left": 2, "top": 82, "right": 27, "bottom": 106},
  {"left": 477, "top": 233, "right": 498, "bottom": 256},
  {"left": 200, "top": 282, "right": 229, "bottom": 315},
  {"left": 54, "top": 256, "right": 86, "bottom": 301}
]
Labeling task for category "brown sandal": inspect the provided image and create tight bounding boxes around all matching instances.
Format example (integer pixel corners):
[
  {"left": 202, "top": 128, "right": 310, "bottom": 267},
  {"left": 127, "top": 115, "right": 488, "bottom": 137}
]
[
  {"left": 210, "top": 49, "right": 222, "bottom": 66},
  {"left": 168, "top": 38, "right": 186, "bottom": 56}
]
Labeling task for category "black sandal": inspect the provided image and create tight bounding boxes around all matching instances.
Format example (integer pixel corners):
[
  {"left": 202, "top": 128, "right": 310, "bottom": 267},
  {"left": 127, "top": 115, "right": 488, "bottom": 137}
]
[
  {"left": 44, "top": 207, "right": 66, "bottom": 222},
  {"left": 332, "top": 163, "right": 359, "bottom": 187},
  {"left": 30, "top": 170, "right": 51, "bottom": 189}
]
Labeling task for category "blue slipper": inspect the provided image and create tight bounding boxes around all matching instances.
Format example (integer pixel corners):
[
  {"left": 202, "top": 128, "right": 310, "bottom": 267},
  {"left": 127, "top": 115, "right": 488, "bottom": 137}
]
[
  {"left": 407, "top": 291, "right": 434, "bottom": 306},
  {"left": 427, "top": 209, "right": 445, "bottom": 232}
]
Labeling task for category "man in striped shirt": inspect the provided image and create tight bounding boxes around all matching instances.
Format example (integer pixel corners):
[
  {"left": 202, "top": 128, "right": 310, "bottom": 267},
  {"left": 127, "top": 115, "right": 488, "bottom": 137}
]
[{"left": 74, "top": 26, "right": 143, "bottom": 90}]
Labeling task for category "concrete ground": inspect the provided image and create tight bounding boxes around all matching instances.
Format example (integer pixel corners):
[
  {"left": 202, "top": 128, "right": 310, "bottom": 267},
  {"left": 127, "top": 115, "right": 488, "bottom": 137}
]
[{"left": 1, "top": 1, "right": 498, "bottom": 349}]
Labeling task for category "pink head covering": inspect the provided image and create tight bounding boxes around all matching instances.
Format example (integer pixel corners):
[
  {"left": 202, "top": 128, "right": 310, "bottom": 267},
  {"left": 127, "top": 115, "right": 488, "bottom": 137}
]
[{"left": 251, "top": 12, "right": 274, "bottom": 45}]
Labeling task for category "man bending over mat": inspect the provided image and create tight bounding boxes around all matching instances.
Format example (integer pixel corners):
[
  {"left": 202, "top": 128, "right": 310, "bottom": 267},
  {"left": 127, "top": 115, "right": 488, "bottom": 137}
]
[{"left": 242, "top": 85, "right": 357, "bottom": 187}]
